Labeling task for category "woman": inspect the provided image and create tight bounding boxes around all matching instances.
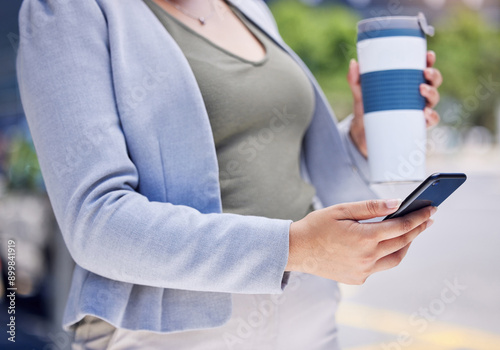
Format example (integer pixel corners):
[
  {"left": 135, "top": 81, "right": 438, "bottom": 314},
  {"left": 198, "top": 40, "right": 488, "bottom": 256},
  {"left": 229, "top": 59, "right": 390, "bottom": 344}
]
[{"left": 17, "top": 0, "right": 442, "bottom": 349}]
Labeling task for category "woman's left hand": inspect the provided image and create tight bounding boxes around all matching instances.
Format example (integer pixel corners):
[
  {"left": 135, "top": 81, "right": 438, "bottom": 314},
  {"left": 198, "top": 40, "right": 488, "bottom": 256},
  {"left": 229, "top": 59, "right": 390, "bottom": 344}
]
[{"left": 347, "top": 51, "right": 443, "bottom": 158}]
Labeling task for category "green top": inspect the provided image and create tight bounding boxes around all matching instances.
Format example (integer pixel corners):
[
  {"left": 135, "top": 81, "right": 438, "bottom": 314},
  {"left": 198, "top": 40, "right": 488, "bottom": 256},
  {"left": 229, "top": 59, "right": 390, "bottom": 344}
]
[{"left": 143, "top": 0, "right": 316, "bottom": 221}]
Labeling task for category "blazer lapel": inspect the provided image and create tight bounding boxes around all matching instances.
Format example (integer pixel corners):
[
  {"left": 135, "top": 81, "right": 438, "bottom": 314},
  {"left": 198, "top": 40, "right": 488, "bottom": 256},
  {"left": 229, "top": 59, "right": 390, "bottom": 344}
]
[{"left": 101, "top": 0, "right": 223, "bottom": 212}]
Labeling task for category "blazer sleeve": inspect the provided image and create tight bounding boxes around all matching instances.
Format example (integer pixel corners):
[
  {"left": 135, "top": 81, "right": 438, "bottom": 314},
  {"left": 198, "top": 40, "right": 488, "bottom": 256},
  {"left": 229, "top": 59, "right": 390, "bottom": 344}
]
[{"left": 16, "top": 0, "right": 291, "bottom": 294}]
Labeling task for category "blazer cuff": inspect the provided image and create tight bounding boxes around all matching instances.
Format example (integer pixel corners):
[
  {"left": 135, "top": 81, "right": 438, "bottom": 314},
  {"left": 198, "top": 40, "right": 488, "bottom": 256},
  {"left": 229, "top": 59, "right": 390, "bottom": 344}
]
[{"left": 338, "top": 114, "right": 371, "bottom": 184}]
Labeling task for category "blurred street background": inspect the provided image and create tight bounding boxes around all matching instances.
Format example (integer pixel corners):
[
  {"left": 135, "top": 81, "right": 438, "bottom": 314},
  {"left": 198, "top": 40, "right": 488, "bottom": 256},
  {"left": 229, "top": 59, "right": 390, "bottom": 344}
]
[
  {"left": 336, "top": 152, "right": 500, "bottom": 349},
  {"left": 1, "top": 0, "right": 499, "bottom": 349}
]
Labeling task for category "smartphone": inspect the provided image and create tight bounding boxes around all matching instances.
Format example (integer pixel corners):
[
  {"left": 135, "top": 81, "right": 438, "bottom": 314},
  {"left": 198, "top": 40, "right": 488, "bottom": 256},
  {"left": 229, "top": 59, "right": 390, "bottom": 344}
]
[{"left": 383, "top": 173, "right": 467, "bottom": 221}]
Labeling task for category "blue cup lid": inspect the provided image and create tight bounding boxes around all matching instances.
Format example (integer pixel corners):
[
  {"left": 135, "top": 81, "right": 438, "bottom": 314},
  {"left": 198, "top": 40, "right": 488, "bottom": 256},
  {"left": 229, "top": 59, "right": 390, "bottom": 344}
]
[{"left": 357, "top": 12, "right": 434, "bottom": 37}]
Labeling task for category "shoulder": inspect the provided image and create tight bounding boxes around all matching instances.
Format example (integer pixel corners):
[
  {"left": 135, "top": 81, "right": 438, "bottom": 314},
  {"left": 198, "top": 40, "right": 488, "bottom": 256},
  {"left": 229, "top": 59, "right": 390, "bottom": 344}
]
[
  {"left": 18, "top": 0, "right": 108, "bottom": 47},
  {"left": 18, "top": 0, "right": 106, "bottom": 23}
]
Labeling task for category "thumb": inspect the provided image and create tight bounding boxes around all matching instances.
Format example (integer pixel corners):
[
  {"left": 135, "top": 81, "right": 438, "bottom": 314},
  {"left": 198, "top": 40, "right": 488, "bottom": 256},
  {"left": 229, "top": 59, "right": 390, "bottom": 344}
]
[{"left": 333, "top": 199, "right": 402, "bottom": 221}]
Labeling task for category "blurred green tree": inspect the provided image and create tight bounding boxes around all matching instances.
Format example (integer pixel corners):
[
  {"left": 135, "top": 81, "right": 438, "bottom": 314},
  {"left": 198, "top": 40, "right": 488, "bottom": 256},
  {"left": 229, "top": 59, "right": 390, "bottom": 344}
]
[
  {"left": 269, "top": 0, "right": 360, "bottom": 119},
  {"left": 6, "top": 133, "right": 44, "bottom": 192},
  {"left": 269, "top": 0, "right": 500, "bottom": 133},
  {"left": 428, "top": 6, "right": 500, "bottom": 132}
]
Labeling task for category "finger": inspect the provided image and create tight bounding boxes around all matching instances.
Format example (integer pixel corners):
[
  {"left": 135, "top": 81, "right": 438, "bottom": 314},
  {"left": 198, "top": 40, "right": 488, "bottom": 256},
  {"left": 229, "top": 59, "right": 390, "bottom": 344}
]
[
  {"left": 425, "top": 107, "right": 440, "bottom": 128},
  {"left": 376, "top": 219, "right": 433, "bottom": 259},
  {"left": 424, "top": 67, "right": 443, "bottom": 88},
  {"left": 373, "top": 206, "right": 437, "bottom": 241},
  {"left": 372, "top": 241, "right": 413, "bottom": 273},
  {"left": 347, "top": 59, "right": 363, "bottom": 102},
  {"left": 427, "top": 50, "right": 436, "bottom": 67},
  {"left": 420, "top": 84, "right": 440, "bottom": 108},
  {"left": 333, "top": 199, "right": 402, "bottom": 221}
]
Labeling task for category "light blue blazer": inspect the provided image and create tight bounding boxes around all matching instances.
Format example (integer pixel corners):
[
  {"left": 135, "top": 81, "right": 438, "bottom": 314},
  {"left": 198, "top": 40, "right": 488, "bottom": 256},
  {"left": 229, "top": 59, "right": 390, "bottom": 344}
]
[{"left": 17, "top": 0, "right": 376, "bottom": 333}]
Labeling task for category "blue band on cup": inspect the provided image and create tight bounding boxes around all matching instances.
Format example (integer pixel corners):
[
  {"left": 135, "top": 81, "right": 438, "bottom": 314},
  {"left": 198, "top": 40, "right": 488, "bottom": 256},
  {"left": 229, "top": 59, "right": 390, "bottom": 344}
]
[
  {"left": 357, "top": 28, "right": 425, "bottom": 42},
  {"left": 361, "top": 69, "right": 426, "bottom": 113}
]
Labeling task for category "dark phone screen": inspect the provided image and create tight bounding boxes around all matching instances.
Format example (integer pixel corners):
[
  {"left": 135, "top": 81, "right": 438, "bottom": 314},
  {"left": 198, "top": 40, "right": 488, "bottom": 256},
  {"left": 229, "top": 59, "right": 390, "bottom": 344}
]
[{"left": 383, "top": 173, "right": 466, "bottom": 220}]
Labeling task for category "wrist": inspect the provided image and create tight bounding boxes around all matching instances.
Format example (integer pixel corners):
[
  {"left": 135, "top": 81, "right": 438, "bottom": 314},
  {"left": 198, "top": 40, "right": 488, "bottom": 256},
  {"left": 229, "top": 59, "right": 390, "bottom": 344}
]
[
  {"left": 349, "top": 117, "right": 368, "bottom": 158},
  {"left": 285, "top": 221, "right": 308, "bottom": 273}
]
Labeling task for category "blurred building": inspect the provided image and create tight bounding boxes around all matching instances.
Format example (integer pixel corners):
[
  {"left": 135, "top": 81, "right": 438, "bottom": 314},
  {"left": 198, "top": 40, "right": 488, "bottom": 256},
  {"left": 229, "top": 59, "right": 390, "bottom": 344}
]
[
  {"left": 0, "top": 1, "right": 23, "bottom": 125},
  {"left": 0, "top": 2, "right": 25, "bottom": 189}
]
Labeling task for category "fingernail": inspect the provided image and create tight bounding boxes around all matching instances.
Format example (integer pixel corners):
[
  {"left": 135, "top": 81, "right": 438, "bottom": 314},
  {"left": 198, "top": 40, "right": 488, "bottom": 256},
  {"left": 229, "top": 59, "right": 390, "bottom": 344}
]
[
  {"left": 350, "top": 58, "right": 356, "bottom": 67},
  {"left": 386, "top": 198, "right": 402, "bottom": 209},
  {"left": 426, "top": 219, "right": 434, "bottom": 229},
  {"left": 430, "top": 206, "right": 438, "bottom": 216}
]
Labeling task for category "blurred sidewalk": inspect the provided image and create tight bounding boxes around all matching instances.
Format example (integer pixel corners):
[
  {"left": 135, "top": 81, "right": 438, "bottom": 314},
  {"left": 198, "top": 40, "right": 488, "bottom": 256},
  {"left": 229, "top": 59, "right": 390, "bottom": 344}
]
[{"left": 337, "top": 146, "right": 500, "bottom": 350}]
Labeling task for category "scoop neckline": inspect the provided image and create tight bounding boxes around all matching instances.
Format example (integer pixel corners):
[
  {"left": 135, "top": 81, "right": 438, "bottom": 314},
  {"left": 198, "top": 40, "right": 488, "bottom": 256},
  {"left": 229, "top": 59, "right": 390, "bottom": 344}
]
[{"left": 146, "top": 0, "right": 269, "bottom": 67}]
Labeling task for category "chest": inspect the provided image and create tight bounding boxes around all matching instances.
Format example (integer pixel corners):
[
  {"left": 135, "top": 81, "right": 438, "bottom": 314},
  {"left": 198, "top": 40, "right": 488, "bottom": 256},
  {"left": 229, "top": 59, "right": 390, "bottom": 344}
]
[
  {"left": 148, "top": 0, "right": 267, "bottom": 62},
  {"left": 143, "top": 0, "right": 315, "bottom": 148}
]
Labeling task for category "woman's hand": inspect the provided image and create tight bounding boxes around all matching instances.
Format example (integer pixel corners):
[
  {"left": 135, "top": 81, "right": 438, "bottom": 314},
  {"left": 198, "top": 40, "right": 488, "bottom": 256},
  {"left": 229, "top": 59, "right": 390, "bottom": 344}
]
[
  {"left": 347, "top": 51, "right": 443, "bottom": 158},
  {"left": 286, "top": 199, "right": 436, "bottom": 284}
]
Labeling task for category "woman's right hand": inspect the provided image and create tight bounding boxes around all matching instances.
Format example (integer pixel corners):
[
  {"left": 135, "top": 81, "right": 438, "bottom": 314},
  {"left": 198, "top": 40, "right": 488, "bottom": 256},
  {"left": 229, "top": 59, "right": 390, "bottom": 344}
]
[{"left": 286, "top": 199, "right": 436, "bottom": 285}]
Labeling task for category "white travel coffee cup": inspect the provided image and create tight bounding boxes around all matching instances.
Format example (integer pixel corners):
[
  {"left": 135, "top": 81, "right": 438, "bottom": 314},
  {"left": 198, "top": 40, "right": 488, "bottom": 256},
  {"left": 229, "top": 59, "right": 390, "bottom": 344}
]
[{"left": 357, "top": 13, "right": 435, "bottom": 183}]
